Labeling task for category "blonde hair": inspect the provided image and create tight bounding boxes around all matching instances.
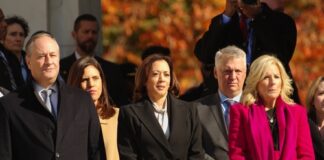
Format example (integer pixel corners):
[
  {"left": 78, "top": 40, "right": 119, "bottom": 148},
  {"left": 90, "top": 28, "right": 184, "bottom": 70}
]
[
  {"left": 242, "top": 55, "right": 294, "bottom": 106},
  {"left": 306, "top": 76, "right": 324, "bottom": 112}
]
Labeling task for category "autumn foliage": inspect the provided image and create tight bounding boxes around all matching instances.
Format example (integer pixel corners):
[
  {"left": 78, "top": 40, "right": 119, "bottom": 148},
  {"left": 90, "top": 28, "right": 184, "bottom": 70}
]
[{"left": 101, "top": 0, "right": 323, "bottom": 105}]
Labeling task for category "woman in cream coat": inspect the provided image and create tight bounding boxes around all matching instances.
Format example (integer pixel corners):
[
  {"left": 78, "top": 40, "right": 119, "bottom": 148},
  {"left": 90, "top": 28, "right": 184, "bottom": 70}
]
[{"left": 68, "top": 57, "right": 119, "bottom": 160}]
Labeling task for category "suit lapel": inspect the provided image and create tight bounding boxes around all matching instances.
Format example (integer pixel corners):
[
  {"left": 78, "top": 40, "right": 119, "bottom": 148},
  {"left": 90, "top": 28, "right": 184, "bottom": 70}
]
[
  {"left": 55, "top": 84, "right": 78, "bottom": 147},
  {"left": 132, "top": 99, "right": 172, "bottom": 154},
  {"left": 24, "top": 84, "right": 55, "bottom": 119},
  {"left": 168, "top": 95, "right": 185, "bottom": 147},
  {"left": 22, "top": 84, "right": 55, "bottom": 151},
  {"left": 209, "top": 94, "right": 228, "bottom": 139}
]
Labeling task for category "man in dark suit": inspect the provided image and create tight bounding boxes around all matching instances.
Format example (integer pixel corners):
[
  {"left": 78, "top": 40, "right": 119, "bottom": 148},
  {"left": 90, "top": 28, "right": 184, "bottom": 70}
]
[
  {"left": 0, "top": 31, "right": 106, "bottom": 160},
  {"left": 196, "top": 46, "right": 247, "bottom": 160},
  {"left": 60, "top": 14, "right": 129, "bottom": 106},
  {"left": 195, "top": 0, "right": 300, "bottom": 102}
]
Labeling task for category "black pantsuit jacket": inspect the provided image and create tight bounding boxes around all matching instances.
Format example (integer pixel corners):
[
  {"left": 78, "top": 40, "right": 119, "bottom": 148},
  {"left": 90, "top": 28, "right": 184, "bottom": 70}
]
[
  {"left": 0, "top": 81, "right": 106, "bottom": 160},
  {"left": 308, "top": 118, "right": 324, "bottom": 160},
  {"left": 60, "top": 53, "right": 129, "bottom": 106},
  {"left": 118, "top": 94, "right": 204, "bottom": 160},
  {"left": 196, "top": 93, "right": 228, "bottom": 160}
]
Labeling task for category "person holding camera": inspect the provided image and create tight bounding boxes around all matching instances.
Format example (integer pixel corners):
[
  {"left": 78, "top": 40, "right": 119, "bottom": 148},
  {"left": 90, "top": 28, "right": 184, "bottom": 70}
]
[{"left": 194, "top": 0, "right": 300, "bottom": 103}]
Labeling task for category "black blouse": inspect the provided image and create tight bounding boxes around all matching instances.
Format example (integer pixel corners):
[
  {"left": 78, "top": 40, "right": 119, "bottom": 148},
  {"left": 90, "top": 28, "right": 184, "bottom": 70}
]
[{"left": 266, "top": 108, "right": 279, "bottom": 150}]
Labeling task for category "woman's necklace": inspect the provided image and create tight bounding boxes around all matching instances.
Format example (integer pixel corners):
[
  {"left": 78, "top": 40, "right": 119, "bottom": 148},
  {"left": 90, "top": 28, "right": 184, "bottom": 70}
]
[{"left": 266, "top": 108, "right": 276, "bottom": 124}]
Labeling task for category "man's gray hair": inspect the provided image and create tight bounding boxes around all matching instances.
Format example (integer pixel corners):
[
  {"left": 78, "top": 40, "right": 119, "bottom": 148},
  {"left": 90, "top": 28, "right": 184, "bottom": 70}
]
[
  {"left": 214, "top": 45, "right": 247, "bottom": 68},
  {"left": 25, "top": 31, "right": 57, "bottom": 56}
]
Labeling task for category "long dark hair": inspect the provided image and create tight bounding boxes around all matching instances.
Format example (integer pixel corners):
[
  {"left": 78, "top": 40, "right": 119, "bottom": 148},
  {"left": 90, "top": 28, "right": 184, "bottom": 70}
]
[
  {"left": 67, "top": 57, "right": 115, "bottom": 119},
  {"left": 133, "top": 54, "right": 179, "bottom": 102}
]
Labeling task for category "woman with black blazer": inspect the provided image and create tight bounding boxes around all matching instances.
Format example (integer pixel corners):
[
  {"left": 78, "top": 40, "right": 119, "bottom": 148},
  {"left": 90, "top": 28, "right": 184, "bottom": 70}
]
[
  {"left": 117, "top": 54, "right": 204, "bottom": 160},
  {"left": 306, "top": 76, "right": 324, "bottom": 160}
]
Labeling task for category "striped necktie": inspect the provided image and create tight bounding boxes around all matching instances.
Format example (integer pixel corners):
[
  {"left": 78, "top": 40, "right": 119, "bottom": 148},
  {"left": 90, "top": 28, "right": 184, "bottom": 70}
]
[{"left": 42, "top": 89, "right": 57, "bottom": 118}]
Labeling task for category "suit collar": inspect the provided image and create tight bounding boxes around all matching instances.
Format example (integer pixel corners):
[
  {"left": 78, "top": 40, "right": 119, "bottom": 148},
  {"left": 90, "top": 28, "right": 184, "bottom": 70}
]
[
  {"left": 215, "top": 93, "right": 229, "bottom": 136},
  {"left": 55, "top": 83, "right": 81, "bottom": 147},
  {"left": 24, "top": 81, "right": 57, "bottom": 119},
  {"left": 167, "top": 94, "right": 186, "bottom": 146},
  {"left": 131, "top": 94, "right": 185, "bottom": 154},
  {"left": 26, "top": 80, "right": 80, "bottom": 147},
  {"left": 17, "top": 82, "right": 76, "bottom": 150},
  {"left": 204, "top": 93, "right": 228, "bottom": 138},
  {"left": 20, "top": 84, "right": 56, "bottom": 150},
  {"left": 132, "top": 98, "right": 172, "bottom": 153},
  {"left": 74, "top": 51, "right": 81, "bottom": 59}
]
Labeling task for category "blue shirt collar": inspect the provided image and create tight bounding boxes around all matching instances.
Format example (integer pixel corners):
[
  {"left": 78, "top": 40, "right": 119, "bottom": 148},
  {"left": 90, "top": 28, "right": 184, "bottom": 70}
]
[{"left": 218, "top": 90, "right": 242, "bottom": 103}]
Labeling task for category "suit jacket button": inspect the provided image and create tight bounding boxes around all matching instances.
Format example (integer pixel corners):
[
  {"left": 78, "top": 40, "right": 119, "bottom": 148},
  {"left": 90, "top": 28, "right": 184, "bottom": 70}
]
[{"left": 55, "top": 152, "right": 60, "bottom": 158}]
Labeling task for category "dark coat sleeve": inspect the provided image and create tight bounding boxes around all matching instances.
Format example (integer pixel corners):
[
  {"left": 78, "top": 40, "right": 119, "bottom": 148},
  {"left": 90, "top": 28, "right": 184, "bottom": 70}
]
[
  {"left": 86, "top": 94, "right": 107, "bottom": 160},
  {"left": 194, "top": 13, "right": 243, "bottom": 64},
  {"left": 188, "top": 103, "right": 205, "bottom": 160},
  {"left": 0, "top": 102, "right": 12, "bottom": 160},
  {"left": 117, "top": 106, "right": 139, "bottom": 160},
  {"left": 308, "top": 119, "right": 324, "bottom": 160},
  {"left": 277, "top": 14, "right": 296, "bottom": 68}
]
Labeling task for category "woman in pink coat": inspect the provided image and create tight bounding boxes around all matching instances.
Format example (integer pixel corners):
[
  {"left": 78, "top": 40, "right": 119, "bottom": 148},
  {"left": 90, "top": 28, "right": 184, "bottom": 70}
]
[{"left": 228, "top": 55, "right": 314, "bottom": 160}]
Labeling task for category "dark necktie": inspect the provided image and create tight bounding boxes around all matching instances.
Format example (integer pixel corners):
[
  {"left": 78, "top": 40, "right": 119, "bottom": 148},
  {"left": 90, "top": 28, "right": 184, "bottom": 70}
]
[
  {"left": 240, "top": 14, "right": 253, "bottom": 65},
  {"left": 224, "top": 99, "right": 236, "bottom": 128},
  {"left": 42, "top": 89, "right": 57, "bottom": 118},
  {"left": 240, "top": 14, "right": 248, "bottom": 41}
]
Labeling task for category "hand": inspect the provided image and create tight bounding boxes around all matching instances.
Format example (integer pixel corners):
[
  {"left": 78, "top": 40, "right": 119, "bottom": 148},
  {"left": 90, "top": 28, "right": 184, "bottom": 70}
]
[{"left": 224, "top": 0, "right": 239, "bottom": 17}]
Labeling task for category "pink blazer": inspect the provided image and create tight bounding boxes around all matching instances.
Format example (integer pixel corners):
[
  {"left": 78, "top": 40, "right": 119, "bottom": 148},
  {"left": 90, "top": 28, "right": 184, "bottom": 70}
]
[{"left": 228, "top": 97, "right": 315, "bottom": 160}]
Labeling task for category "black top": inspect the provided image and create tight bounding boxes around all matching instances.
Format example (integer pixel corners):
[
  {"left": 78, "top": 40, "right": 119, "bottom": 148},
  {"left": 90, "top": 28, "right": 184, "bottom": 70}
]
[
  {"left": 308, "top": 115, "right": 324, "bottom": 160},
  {"left": 266, "top": 108, "right": 279, "bottom": 150}
]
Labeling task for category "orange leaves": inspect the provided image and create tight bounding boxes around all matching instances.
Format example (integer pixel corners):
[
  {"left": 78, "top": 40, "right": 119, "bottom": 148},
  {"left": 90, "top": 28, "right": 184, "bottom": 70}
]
[
  {"left": 290, "top": 0, "right": 324, "bottom": 105},
  {"left": 101, "top": 0, "right": 323, "bottom": 98}
]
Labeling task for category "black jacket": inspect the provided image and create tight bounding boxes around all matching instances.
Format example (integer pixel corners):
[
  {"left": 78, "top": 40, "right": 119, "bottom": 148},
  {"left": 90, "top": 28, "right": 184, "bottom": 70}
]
[
  {"left": 118, "top": 94, "right": 205, "bottom": 160},
  {"left": 0, "top": 81, "right": 106, "bottom": 160},
  {"left": 195, "top": 3, "right": 296, "bottom": 68},
  {"left": 194, "top": 3, "right": 300, "bottom": 102},
  {"left": 308, "top": 118, "right": 324, "bottom": 160},
  {"left": 0, "top": 44, "right": 25, "bottom": 91}
]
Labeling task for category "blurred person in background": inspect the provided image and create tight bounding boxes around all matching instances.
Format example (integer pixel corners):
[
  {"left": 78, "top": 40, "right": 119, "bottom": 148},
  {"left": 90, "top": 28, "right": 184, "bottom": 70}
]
[
  {"left": 60, "top": 13, "right": 128, "bottom": 106},
  {"left": 67, "top": 57, "right": 119, "bottom": 160},
  {"left": 306, "top": 76, "right": 324, "bottom": 160},
  {"left": 141, "top": 45, "right": 170, "bottom": 60},
  {"left": 0, "top": 8, "right": 19, "bottom": 91},
  {"left": 195, "top": 0, "right": 300, "bottom": 103},
  {"left": 229, "top": 55, "right": 314, "bottom": 159},
  {"left": 2, "top": 16, "right": 31, "bottom": 87}
]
